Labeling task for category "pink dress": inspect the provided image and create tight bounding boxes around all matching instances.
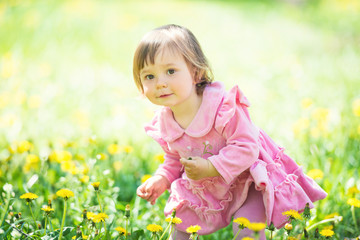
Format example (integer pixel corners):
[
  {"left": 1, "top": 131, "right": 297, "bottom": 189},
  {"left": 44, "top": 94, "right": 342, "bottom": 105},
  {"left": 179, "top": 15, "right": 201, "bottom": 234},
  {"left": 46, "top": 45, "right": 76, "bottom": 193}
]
[{"left": 145, "top": 82, "right": 327, "bottom": 234}]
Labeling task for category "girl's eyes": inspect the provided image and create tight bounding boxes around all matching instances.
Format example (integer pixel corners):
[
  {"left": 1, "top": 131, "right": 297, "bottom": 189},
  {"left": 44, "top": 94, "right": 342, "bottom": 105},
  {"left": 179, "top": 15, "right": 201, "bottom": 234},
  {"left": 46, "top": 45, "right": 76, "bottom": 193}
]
[
  {"left": 145, "top": 74, "right": 154, "bottom": 80},
  {"left": 142, "top": 69, "right": 175, "bottom": 80}
]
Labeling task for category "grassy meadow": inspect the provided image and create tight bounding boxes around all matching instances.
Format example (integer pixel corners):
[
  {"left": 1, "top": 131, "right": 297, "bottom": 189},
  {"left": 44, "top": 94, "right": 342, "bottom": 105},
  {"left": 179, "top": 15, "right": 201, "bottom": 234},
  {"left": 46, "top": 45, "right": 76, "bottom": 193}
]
[{"left": 0, "top": 0, "right": 360, "bottom": 239}]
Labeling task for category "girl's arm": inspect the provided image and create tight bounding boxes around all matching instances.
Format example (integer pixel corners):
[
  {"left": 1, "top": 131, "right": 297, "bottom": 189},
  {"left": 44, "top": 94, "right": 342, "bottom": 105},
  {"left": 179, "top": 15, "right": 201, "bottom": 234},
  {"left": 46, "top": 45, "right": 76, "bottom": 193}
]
[
  {"left": 207, "top": 94, "right": 259, "bottom": 184},
  {"left": 154, "top": 147, "right": 183, "bottom": 187},
  {"left": 180, "top": 156, "right": 220, "bottom": 180}
]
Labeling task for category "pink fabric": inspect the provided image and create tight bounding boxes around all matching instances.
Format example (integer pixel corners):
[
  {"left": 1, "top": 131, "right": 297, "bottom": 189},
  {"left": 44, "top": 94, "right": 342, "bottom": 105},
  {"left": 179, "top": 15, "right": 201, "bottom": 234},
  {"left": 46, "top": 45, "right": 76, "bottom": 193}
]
[
  {"left": 232, "top": 184, "right": 266, "bottom": 240},
  {"left": 144, "top": 82, "right": 327, "bottom": 234}
]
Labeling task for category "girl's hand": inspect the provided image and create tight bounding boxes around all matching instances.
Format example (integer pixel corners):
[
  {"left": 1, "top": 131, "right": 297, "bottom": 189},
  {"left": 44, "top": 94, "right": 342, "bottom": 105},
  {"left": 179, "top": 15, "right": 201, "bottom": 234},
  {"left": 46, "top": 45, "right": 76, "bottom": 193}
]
[
  {"left": 136, "top": 175, "right": 170, "bottom": 205},
  {"left": 180, "top": 156, "right": 220, "bottom": 180}
]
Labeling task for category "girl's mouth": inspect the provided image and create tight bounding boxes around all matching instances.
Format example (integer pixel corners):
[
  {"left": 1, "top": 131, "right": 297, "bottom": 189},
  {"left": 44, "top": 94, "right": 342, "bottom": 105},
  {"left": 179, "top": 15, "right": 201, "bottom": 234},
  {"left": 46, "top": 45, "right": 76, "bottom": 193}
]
[{"left": 159, "top": 94, "right": 173, "bottom": 98}]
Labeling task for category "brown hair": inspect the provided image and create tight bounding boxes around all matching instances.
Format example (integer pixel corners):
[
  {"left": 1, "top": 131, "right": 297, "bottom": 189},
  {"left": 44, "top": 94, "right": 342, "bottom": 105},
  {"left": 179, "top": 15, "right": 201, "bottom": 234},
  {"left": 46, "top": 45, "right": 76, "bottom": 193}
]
[{"left": 133, "top": 24, "right": 213, "bottom": 95}]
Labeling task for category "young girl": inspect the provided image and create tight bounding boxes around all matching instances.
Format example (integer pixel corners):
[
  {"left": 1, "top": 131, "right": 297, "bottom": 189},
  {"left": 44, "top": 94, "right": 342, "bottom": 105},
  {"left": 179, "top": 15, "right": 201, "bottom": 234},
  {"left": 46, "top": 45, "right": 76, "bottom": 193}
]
[{"left": 134, "top": 24, "right": 327, "bottom": 239}]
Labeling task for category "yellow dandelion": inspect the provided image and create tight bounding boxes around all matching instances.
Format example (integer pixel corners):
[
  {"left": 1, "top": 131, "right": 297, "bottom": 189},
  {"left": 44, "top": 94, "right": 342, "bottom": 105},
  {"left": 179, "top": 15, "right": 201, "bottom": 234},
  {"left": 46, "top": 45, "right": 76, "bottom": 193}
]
[
  {"left": 287, "top": 237, "right": 297, "bottom": 240},
  {"left": 154, "top": 153, "right": 165, "bottom": 163},
  {"left": 233, "top": 217, "right": 250, "bottom": 228},
  {"left": 186, "top": 225, "right": 201, "bottom": 233},
  {"left": 347, "top": 198, "right": 360, "bottom": 208},
  {"left": 82, "top": 235, "right": 88, "bottom": 239},
  {"left": 88, "top": 135, "right": 97, "bottom": 144},
  {"left": 87, "top": 211, "right": 96, "bottom": 220},
  {"left": 49, "top": 150, "right": 72, "bottom": 163},
  {"left": 56, "top": 189, "right": 74, "bottom": 200},
  {"left": 60, "top": 160, "right": 77, "bottom": 173},
  {"left": 282, "top": 209, "right": 303, "bottom": 220},
  {"left": 324, "top": 212, "right": 341, "bottom": 219},
  {"left": 92, "top": 213, "right": 108, "bottom": 223},
  {"left": 75, "top": 153, "right": 85, "bottom": 161},
  {"left": 284, "top": 223, "right": 293, "bottom": 231},
  {"left": 107, "top": 143, "right": 120, "bottom": 155},
  {"left": 241, "top": 237, "right": 254, "bottom": 240},
  {"left": 141, "top": 174, "right": 152, "bottom": 183},
  {"left": 301, "top": 98, "right": 313, "bottom": 109},
  {"left": 115, "top": 226, "right": 126, "bottom": 235},
  {"left": 247, "top": 222, "right": 266, "bottom": 232},
  {"left": 20, "top": 192, "right": 38, "bottom": 201},
  {"left": 165, "top": 217, "right": 182, "bottom": 224},
  {"left": 113, "top": 161, "right": 123, "bottom": 171},
  {"left": 320, "top": 228, "right": 335, "bottom": 237},
  {"left": 353, "top": 99, "right": 360, "bottom": 117},
  {"left": 96, "top": 153, "right": 108, "bottom": 161},
  {"left": 80, "top": 175, "right": 89, "bottom": 183},
  {"left": 41, "top": 206, "right": 54, "bottom": 213},
  {"left": 91, "top": 182, "right": 100, "bottom": 190},
  {"left": 147, "top": 224, "right": 163, "bottom": 232},
  {"left": 17, "top": 140, "right": 33, "bottom": 153},
  {"left": 122, "top": 145, "right": 133, "bottom": 153},
  {"left": 307, "top": 169, "right": 324, "bottom": 180},
  {"left": 322, "top": 225, "right": 334, "bottom": 230},
  {"left": 26, "top": 154, "right": 39, "bottom": 164},
  {"left": 347, "top": 186, "right": 360, "bottom": 195},
  {"left": 312, "top": 108, "right": 329, "bottom": 122}
]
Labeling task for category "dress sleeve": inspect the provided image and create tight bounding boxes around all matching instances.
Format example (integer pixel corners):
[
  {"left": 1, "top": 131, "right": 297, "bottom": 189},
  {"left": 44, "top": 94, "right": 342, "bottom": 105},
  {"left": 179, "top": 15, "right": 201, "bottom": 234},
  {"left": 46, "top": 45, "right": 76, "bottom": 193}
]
[
  {"left": 208, "top": 86, "right": 259, "bottom": 184},
  {"left": 144, "top": 114, "right": 182, "bottom": 186}
]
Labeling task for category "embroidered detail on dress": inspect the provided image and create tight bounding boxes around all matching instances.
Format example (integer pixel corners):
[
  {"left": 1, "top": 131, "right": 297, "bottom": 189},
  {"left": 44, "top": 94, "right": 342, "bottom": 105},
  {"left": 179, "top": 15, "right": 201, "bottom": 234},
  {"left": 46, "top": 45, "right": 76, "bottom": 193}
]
[{"left": 202, "top": 141, "right": 214, "bottom": 156}]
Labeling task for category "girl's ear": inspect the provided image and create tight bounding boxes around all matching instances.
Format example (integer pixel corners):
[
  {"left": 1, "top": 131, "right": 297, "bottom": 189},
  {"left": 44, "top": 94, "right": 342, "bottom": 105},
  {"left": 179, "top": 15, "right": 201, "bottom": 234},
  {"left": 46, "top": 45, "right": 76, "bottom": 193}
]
[{"left": 192, "top": 68, "right": 204, "bottom": 84}]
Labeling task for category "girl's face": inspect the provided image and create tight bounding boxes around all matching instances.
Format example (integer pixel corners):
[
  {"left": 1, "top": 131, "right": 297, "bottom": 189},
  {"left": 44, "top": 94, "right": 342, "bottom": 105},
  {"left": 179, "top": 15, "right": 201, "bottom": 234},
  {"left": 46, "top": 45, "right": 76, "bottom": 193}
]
[{"left": 140, "top": 48, "right": 198, "bottom": 111}]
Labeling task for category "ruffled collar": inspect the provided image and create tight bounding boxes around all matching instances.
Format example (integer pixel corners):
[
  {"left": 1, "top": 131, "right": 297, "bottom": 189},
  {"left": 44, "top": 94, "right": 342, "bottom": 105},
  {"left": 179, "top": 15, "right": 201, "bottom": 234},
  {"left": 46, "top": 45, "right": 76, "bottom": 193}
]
[{"left": 159, "top": 82, "right": 225, "bottom": 142}]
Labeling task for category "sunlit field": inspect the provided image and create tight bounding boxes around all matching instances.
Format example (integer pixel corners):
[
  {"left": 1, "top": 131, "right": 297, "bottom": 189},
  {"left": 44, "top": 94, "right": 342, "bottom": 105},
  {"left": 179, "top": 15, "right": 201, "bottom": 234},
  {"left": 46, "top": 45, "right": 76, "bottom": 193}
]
[{"left": 0, "top": 0, "right": 360, "bottom": 239}]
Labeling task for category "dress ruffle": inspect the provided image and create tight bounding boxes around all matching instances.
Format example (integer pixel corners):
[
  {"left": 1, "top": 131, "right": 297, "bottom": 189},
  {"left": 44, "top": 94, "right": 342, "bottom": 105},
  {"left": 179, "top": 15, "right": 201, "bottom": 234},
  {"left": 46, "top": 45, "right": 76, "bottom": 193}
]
[
  {"left": 215, "top": 85, "right": 251, "bottom": 134},
  {"left": 164, "top": 173, "right": 254, "bottom": 234},
  {"left": 251, "top": 129, "right": 328, "bottom": 228}
]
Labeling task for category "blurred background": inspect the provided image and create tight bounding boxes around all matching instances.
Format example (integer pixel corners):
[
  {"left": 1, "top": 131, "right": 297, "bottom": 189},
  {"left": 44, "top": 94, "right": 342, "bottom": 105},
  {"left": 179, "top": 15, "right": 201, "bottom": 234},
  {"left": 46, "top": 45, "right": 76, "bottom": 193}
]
[
  {"left": 1, "top": 0, "right": 359, "bottom": 144},
  {"left": 0, "top": 0, "right": 360, "bottom": 238}
]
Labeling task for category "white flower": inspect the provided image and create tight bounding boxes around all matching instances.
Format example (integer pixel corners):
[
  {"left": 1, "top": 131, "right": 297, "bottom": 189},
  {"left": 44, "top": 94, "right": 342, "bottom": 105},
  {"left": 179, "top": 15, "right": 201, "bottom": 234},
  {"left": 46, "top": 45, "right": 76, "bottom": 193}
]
[
  {"left": 3, "top": 183, "right": 13, "bottom": 193},
  {"left": 11, "top": 229, "right": 21, "bottom": 238}
]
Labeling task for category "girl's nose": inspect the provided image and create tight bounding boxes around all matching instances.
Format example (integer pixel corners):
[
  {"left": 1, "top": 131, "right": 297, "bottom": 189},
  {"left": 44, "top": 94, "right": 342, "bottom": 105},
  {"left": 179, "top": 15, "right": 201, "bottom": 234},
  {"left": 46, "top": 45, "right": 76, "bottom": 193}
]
[{"left": 156, "top": 77, "right": 168, "bottom": 89}]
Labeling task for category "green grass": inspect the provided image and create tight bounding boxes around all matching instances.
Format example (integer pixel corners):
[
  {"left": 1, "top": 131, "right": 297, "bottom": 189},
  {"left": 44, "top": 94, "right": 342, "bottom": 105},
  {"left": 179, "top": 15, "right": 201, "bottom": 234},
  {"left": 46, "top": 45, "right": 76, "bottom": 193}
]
[{"left": 0, "top": 0, "right": 360, "bottom": 239}]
